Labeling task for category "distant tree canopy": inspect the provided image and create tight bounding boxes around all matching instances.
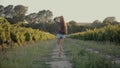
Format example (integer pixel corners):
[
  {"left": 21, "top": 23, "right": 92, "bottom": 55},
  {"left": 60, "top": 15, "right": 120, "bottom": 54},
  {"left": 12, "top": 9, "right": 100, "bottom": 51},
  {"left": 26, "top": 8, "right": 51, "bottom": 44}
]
[
  {"left": 93, "top": 20, "right": 102, "bottom": 24},
  {"left": 91, "top": 20, "right": 105, "bottom": 28},
  {"left": 103, "top": 17, "right": 116, "bottom": 23},
  {"left": 4, "top": 5, "right": 14, "bottom": 18},
  {"left": 0, "top": 5, "right": 53, "bottom": 24},
  {"left": 0, "top": 5, "right": 120, "bottom": 34},
  {"left": 25, "top": 13, "right": 38, "bottom": 24},
  {"left": 13, "top": 5, "right": 28, "bottom": 23},
  {"left": 67, "top": 20, "right": 88, "bottom": 34},
  {"left": 88, "top": 17, "right": 120, "bottom": 29},
  {"left": 69, "top": 20, "right": 77, "bottom": 26},
  {"left": 25, "top": 10, "right": 53, "bottom": 24},
  {"left": 0, "top": 5, "right": 28, "bottom": 24},
  {"left": 0, "top": 5, "right": 4, "bottom": 16},
  {"left": 24, "top": 10, "right": 54, "bottom": 33}
]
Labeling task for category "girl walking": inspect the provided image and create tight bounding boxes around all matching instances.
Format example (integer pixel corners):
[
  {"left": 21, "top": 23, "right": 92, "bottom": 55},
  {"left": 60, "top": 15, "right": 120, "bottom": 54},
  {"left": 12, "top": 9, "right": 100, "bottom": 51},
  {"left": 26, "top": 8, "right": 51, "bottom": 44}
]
[{"left": 54, "top": 16, "right": 67, "bottom": 57}]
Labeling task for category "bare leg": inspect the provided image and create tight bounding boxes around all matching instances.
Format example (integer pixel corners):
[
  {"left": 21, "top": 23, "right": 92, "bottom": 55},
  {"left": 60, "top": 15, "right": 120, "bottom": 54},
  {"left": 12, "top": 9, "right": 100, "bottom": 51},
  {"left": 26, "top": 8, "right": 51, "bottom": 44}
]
[
  {"left": 59, "top": 38, "right": 64, "bottom": 52},
  {"left": 56, "top": 38, "right": 61, "bottom": 56},
  {"left": 58, "top": 38, "right": 64, "bottom": 57},
  {"left": 56, "top": 38, "right": 60, "bottom": 50}
]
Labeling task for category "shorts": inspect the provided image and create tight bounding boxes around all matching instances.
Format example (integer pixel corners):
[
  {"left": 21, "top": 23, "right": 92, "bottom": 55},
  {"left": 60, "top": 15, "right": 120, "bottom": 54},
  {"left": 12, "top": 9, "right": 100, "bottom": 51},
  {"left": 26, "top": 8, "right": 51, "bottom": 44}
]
[{"left": 56, "top": 34, "right": 66, "bottom": 39}]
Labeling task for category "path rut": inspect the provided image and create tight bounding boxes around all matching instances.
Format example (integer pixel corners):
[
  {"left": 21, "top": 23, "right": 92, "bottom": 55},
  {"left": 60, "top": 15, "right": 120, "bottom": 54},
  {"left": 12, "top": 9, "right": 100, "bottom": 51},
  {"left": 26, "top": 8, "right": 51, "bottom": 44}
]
[{"left": 46, "top": 47, "right": 72, "bottom": 68}]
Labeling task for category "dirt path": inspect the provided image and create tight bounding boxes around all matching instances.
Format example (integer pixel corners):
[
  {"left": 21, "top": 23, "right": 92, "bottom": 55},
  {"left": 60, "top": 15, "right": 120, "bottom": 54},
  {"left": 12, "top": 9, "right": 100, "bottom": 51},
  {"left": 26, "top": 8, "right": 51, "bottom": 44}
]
[{"left": 46, "top": 47, "right": 72, "bottom": 68}]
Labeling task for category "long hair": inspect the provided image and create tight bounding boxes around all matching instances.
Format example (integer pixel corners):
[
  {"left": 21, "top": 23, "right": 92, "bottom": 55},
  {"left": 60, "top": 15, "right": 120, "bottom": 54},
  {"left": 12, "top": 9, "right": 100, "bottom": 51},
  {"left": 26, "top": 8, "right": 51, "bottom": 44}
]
[{"left": 59, "top": 16, "right": 67, "bottom": 34}]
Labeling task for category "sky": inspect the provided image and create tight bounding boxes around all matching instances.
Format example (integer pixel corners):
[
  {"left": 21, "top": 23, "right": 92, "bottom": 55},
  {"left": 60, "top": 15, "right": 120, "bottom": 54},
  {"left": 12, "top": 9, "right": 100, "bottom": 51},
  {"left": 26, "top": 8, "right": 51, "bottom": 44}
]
[{"left": 0, "top": 0, "right": 120, "bottom": 22}]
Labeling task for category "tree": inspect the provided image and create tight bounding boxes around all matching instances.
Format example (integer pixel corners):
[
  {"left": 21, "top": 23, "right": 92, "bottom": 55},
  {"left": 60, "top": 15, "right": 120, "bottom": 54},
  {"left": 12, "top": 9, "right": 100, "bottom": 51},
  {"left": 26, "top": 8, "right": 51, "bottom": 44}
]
[
  {"left": 0, "top": 5, "right": 4, "bottom": 17},
  {"left": 37, "top": 10, "right": 53, "bottom": 23},
  {"left": 69, "top": 20, "right": 77, "bottom": 26},
  {"left": 92, "top": 20, "right": 102, "bottom": 24},
  {"left": 25, "top": 10, "right": 53, "bottom": 24},
  {"left": 4, "top": 5, "right": 14, "bottom": 18},
  {"left": 103, "top": 17, "right": 116, "bottom": 24},
  {"left": 24, "top": 10, "right": 54, "bottom": 33},
  {"left": 13, "top": 5, "right": 28, "bottom": 23},
  {"left": 25, "top": 13, "right": 38, "bottom": 24},
  {"left": 67, "top": 20, "right": 78, "bottom": 33},
  {"left": 91, "top": 20, "right": 104, "bottom": 28}
]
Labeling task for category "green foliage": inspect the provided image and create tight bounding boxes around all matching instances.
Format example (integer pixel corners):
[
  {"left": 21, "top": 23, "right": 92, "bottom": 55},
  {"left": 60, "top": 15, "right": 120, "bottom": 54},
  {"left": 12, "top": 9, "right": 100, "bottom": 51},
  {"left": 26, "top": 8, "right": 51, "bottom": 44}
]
[
  {"left": 24, "top": 32, "right": 31, "bottom": 41},
  {"left": 0, "top": 17, "right": 55, "bottom": 47},
  {"left": 24, "top": 22, "right": 55, "bottom": 34},
  {"left": 68, "top": 24, "right": 120, "bottom": 44}
]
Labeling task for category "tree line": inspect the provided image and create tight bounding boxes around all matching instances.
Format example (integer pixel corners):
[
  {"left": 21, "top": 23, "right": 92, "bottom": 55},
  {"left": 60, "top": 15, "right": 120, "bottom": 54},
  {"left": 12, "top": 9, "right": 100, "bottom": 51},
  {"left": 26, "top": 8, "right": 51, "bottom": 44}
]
[
  {"left": 0, "top": 5, "right": 53, "bottom": 24},
  {"left": 67, "top": 16, "right": 119, "bottom": 34},
  {"left": 0, "top": 5, "right": 120, "bottom": 34}
]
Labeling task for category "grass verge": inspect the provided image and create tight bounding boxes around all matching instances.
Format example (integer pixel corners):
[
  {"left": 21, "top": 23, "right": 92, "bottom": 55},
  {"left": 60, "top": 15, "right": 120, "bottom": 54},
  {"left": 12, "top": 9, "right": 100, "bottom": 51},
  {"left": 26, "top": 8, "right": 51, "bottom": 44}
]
[
  {"left": 74, "top": 39, "right": 120, "bottom": 57},
  {"left": 63, "top": 38, "right": 120, "bottom": 68},
  {"left": 0, "top": 40, "right": 55, "bottom": 68}
]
